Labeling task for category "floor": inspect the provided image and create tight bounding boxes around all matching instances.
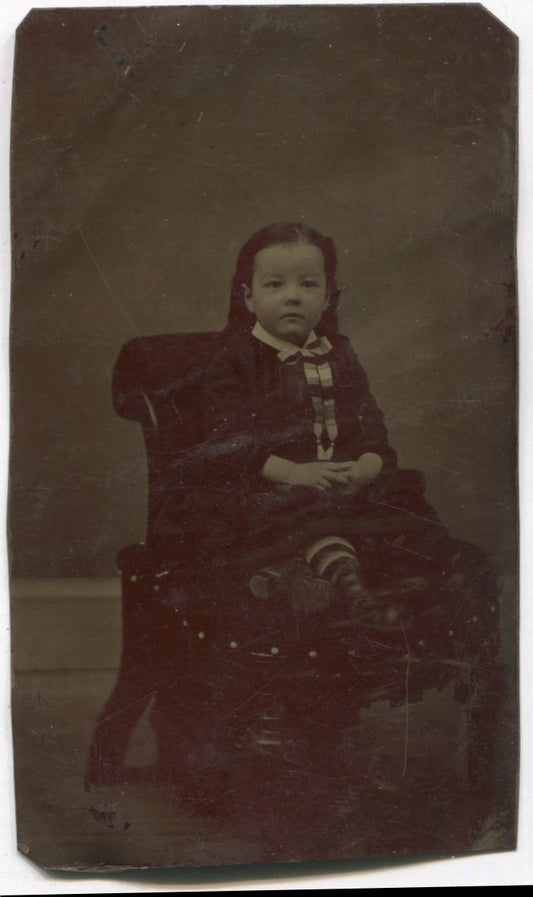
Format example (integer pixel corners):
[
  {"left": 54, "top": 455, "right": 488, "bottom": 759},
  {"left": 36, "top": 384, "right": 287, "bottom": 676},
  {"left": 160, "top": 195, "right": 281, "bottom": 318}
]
[{"left": 9, "top": 577, "right": 517, "bottom": 873}]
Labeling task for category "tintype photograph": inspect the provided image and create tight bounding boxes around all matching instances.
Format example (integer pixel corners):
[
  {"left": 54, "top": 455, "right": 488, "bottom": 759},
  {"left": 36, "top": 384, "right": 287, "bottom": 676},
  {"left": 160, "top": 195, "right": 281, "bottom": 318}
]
[{"left": 8, "top": 2, "right": 519, "bottom": 873}]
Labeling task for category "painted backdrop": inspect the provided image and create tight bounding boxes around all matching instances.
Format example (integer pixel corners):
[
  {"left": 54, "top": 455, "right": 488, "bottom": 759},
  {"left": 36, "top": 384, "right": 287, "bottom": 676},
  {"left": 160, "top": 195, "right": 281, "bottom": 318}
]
[{"left": 10, "top": 4, "right": 516, "bottom": 579}]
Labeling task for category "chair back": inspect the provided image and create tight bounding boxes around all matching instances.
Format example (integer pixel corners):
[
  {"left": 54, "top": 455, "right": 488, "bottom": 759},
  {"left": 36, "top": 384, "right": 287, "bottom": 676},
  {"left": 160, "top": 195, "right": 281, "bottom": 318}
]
[{"left": 113, "top": 332, "right": 222, "bottom": 543}]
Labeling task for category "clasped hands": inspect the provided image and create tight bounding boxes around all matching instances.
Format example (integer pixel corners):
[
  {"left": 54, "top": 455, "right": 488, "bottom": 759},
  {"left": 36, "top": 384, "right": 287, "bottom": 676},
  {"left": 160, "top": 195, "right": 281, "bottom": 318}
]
[{"left": 287, "top": 452, "right": 383, "bottom": 493}]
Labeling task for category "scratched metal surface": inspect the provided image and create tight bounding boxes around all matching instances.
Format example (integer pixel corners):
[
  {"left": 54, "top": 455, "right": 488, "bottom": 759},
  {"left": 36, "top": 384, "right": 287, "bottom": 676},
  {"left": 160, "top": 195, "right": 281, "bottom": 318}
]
[{"left": 8, "top": 4, "right": 518, "bottom": 872}]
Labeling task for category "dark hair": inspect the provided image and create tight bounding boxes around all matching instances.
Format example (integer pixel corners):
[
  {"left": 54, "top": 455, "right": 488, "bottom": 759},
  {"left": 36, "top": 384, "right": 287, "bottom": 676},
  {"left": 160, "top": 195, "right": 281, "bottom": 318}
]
[{"left": 225, "top": 222, "right": 340, "bottom": 337}]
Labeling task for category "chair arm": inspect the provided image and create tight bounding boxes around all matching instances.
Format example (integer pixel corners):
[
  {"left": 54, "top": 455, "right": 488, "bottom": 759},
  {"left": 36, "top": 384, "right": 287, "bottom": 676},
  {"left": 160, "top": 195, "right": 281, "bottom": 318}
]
[
  {"left": 116, "top": 542, "right": 189, "bottom": 584},
  {"left": 116, "top": 542, "right": 156, "bottom": 576}
]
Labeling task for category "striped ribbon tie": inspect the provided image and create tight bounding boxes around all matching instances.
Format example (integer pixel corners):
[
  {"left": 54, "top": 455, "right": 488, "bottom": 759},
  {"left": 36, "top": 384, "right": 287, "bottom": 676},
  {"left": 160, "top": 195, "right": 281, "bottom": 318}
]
[{"left": 278, "top": 336, "right": 338, "bottom": 460}]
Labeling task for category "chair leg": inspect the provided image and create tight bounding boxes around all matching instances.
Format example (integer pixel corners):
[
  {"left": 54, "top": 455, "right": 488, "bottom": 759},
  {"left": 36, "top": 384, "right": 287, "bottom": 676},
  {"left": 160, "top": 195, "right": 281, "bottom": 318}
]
[
  {"left": 85, "top": 555, "right": 161, "bottom": 788},
  {"left": 85, "top": 670, "right": 154, "bottom": 788}
]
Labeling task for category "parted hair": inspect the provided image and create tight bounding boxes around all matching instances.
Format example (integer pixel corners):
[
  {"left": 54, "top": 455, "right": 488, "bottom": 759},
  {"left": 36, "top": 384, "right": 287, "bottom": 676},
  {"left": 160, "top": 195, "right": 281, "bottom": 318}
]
[{"left": 225, "top": 222, "right": 340, "bottom": 337}]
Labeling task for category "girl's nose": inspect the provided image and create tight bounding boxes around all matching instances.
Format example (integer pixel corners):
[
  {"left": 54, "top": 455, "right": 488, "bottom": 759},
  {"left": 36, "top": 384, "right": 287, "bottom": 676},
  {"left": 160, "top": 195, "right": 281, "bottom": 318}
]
[{"left": 284, "top": 285, "right": 303, "bottom": 304}]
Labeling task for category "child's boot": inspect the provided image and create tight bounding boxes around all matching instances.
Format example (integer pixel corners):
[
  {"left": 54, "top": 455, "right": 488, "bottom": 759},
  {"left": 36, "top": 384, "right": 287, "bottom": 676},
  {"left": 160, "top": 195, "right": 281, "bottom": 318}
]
[
  {"left": 331, "top": 557, "right": 372, "bottom": 616},
  {"left": 334, "top": 560, "right": 430, "bottom": 631},
  {"left": 249, "top": 558, "right": 333, "bottom": 615}
]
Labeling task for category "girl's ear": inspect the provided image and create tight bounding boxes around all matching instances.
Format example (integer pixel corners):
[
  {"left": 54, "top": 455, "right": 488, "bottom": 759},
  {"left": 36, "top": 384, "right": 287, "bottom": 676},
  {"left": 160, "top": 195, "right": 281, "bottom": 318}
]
[{"left": 242, "top": 284, "right": 254, "bottom": 313}]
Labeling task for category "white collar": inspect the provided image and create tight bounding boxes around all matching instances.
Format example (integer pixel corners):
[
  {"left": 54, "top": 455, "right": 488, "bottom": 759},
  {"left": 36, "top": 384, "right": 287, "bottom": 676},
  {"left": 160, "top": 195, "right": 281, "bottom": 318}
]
[{"left": 251, "top": 321, "right": 318, "bottom": 357}]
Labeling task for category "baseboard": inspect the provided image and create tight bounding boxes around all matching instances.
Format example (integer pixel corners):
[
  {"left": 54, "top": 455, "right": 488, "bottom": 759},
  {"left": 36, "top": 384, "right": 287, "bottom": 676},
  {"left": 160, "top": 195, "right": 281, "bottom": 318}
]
[{"left": 9, "top": 578, "right": 121, "bottom": 599}]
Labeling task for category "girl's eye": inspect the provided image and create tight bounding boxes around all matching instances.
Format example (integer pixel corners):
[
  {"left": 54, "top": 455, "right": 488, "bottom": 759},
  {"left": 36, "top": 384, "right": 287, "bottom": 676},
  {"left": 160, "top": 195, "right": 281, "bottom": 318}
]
[
  {"left": 302, "top": 280, "right": 319, "bottom": 288},
  {"left": 265, "top": 280, "right": 282, "bottom": 288}
]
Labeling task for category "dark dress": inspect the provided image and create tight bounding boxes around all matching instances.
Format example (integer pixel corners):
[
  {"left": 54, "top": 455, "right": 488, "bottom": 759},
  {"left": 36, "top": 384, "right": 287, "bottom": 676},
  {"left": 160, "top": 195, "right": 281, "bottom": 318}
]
[{"left": 199, "top": 329, "right": 455, "bottom": 579}]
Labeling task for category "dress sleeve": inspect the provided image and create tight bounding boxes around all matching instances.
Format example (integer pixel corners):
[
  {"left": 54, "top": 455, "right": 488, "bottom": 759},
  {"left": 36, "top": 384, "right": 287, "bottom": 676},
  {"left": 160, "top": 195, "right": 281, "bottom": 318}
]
[
  {"left": 339, "top": 338, "right": 398, "bottom": 470},
  {"left": 201, "top": 340, "right": 277, "bottom": 484}
]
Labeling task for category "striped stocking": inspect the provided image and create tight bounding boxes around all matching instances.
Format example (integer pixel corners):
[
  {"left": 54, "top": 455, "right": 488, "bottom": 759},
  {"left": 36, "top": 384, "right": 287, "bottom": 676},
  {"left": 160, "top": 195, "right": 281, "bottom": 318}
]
[{"left": 305, "top": 536, "right": 361, "bottom": 583}]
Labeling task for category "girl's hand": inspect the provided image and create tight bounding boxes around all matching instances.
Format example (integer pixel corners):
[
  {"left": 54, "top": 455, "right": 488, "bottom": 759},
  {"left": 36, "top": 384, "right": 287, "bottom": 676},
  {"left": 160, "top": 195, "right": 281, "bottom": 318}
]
[
  {"left": 343, "top": 453, "right": 384, "bottom": 493},
  {"left": 288, "top": 461, "right": 353, "bottom": 490}
]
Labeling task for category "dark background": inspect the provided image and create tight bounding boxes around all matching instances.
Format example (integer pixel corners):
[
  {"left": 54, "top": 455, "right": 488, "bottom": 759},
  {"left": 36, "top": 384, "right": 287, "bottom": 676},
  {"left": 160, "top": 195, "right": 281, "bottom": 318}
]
[{"left": 9, "top": 4, "right": 517, "bottom": 579}]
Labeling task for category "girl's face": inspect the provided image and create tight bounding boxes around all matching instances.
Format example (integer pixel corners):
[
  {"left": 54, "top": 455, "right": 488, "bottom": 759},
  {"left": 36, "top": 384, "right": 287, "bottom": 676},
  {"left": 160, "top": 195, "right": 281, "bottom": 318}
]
[{"left": 243, "top": 242, "right": 328, "bottom": 346}]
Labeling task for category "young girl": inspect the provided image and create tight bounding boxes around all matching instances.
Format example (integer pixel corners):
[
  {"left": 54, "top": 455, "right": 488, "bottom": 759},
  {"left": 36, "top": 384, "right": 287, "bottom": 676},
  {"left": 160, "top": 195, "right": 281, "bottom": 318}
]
[{"left": 201, "top": 222, "right": 498, "bottom": 641}]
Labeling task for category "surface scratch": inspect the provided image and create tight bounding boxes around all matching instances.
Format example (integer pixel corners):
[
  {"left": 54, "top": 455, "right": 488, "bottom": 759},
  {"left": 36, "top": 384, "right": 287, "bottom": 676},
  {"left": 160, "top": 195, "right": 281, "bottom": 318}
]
[
  {"left": 78, "top": 227, "right": 141, "bottom": 337},
  {"left": 401, "top": 622, "right": 411, "bottom": 779}
]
